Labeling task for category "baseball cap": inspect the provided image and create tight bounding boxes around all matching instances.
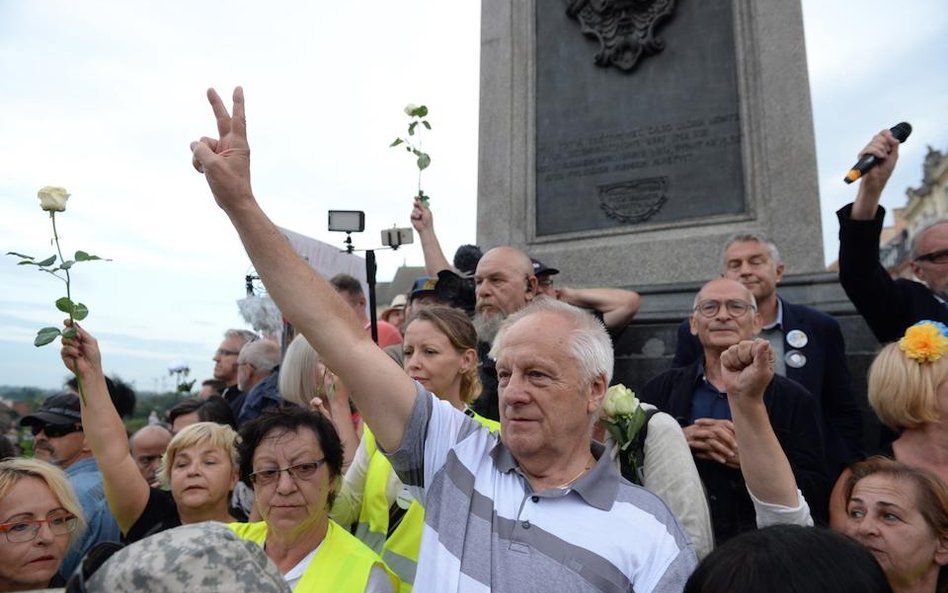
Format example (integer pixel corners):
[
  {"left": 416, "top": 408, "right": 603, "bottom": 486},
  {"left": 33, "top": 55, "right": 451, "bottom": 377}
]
[
  {"left": 18, "top": 393, "right": 82, "bottom": 428},
  {"left": 531, "top": 258, "right": 560, "bottom": 276},
  {"left": 409, "top": 276, "right": 439, "bottom": 301}
]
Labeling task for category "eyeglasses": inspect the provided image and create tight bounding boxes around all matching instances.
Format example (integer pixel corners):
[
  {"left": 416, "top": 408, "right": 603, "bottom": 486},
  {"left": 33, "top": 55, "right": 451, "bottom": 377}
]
[
  {"left": 693, "top": 299, "right": 757, "bottom": 318},
  {"left": 249, "top": 459, "right": 326, "bottom": 486},
  {"left": 31, "top": 424, "right": 83, "bottom": 438},
  {"left": 0, "top": 512, "right": 78, "bottom": 543},
  {"left": 915, "top": 248, "right": 948, "bottom": 264},
  {"left": 215, "top": 348, "right": 240, "bottom": 357}
]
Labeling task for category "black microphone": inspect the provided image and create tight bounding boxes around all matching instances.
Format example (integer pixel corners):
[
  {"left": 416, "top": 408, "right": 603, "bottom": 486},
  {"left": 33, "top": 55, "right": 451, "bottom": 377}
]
[{"left": 844, "top": 122, "right": 912, "bottom": 184}]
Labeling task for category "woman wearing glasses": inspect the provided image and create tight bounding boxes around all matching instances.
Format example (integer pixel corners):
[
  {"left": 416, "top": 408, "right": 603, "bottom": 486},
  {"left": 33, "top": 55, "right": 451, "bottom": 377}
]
[
  {"left": 0, "top": 457, "right": 84, "bottom": 590},
  {"left": 230, "top": 408, "right": 395, "bottom": 592},
  {"left": 59, "top": 323, "right": 242, "bottom": 543}
]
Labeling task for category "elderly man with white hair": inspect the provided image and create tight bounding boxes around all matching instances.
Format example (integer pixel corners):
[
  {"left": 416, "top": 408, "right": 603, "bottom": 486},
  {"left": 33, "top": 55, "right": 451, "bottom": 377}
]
[{"left": 189, "top": 87, "right": 696, "bottom": 593}]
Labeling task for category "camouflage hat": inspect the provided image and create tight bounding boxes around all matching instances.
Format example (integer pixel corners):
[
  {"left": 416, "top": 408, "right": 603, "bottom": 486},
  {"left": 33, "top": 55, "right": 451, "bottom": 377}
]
[{"left": 84, "top": 522, "right": 290, "bottom": 593}]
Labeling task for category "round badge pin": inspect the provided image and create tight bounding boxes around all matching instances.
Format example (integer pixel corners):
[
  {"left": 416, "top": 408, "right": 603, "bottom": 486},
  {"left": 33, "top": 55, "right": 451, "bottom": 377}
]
[
  {"left": 786, "top": 329, "right": 808, "bottom": 349},
  {"left": 785, "top": 350, "right": 807, "bottom": 369}
]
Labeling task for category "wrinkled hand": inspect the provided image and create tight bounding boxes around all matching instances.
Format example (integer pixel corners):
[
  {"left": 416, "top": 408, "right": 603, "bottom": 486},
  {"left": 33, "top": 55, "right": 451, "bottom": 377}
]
[
  {"left": 190, "top": 87, "right": 253, "bottom": 210},
  {"left": 409, "top": 196, "right": 433, "bottom": 233},
  {"left": 59, "top": 320, "right": 103, "bottom": 380},
  {"left": 857, "top": 128, "right": 900, "bottom": 194},
  {"left": 720, "top": 339, "right": 774, "bottom": 404},
  {"left": 684, "top": 418, "right": 739, "bottom": 466}
]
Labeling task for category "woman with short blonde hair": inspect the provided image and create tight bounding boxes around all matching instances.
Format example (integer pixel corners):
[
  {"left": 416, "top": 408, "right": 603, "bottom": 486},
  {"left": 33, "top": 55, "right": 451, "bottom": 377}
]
[{"left": 0, "top": 457, "right": 86, "bottom": 590}]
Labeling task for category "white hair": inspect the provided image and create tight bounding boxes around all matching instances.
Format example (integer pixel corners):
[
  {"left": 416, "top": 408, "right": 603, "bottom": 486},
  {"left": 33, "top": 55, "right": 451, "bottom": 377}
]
[{"left": 489, "top": 296, "right": 613, "bottom": 386}]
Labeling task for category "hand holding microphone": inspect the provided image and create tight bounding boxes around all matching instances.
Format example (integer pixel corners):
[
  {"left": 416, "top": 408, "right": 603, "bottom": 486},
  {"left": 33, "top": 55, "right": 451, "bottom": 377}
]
[{"left": 843, "top": 122, "right": 911, "bottom": 184}]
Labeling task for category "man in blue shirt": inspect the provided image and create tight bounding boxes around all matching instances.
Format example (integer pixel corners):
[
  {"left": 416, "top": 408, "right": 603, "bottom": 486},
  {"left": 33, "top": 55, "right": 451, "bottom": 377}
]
[{"left": 641, "top": 278, "right": 828, "bottom": 543}]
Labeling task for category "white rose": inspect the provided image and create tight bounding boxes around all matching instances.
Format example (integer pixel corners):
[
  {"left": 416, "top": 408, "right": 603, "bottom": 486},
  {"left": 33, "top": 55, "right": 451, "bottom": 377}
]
[
  {"left": 404, "top": 103, "right": 418, "bottom": 116},
  {"left": 37, "top": 186, "right": 70, "bottom": 212},
  {"left": 604, "top": 384, "right": 638, "bottom": 417}
]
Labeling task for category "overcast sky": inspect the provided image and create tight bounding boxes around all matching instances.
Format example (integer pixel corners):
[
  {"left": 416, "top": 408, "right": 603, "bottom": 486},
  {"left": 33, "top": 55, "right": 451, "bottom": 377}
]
[{"left": 1, "top": 1, "right": 945, "bottom": 392}]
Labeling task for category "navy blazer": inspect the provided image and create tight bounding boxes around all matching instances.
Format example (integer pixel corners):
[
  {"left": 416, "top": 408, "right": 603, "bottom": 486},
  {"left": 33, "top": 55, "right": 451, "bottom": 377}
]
[
  {"left": 639, "top": 360, "right": 829, "bottom": 543},
  {"left": 672, "top": 298, "right": 863, "bottom": 471},
  {"left": 837, "top": 203, "right": 948, "bottom": 343}
]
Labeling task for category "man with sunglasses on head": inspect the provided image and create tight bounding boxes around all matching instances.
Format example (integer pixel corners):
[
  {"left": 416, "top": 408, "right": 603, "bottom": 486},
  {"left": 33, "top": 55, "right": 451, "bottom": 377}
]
[
  {"left": 19, "top": 393, "right": 121, "bottom": 579},
  {"left": 837, "top": 129, "right": 948, "bottom": 343},
  {"left": 640, "top": 278, "right": 828, "bottom": 545}
]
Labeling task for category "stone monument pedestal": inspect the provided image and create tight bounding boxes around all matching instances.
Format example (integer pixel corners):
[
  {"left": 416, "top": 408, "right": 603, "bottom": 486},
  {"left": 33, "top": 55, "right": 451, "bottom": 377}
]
[{"left": 477, "top": 0, "right": 824, "bottom": 286}]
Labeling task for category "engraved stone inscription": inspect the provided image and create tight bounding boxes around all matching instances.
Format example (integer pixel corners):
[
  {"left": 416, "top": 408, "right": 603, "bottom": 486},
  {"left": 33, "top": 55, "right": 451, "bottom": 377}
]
[{"left": 535, "top": 2, "right": 746, "bottom": 237}]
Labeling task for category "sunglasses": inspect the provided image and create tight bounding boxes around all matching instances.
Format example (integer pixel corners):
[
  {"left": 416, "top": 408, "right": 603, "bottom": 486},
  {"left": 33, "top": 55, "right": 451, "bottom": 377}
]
[{"left": 31, "top": 423, "right": 83, "bottom": 438}]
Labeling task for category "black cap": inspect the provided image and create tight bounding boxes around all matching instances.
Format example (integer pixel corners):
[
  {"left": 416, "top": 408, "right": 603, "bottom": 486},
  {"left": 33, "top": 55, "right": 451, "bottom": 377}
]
[
  {"left": 531, "top": 258, "right": 560, "bottom": 276},
  {"left": 18, "top": 393, "right": 82, "bottom": 427}
]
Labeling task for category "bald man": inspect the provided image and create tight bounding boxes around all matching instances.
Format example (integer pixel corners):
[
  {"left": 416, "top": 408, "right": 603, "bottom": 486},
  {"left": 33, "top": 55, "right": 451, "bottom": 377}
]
[
  {"left": 129, "top": 424, "right": 173, "bottom": 487},
  {"left": 640, "top": 278, "right": 828, "bottom": 544},
  {"left": 470, "top": 246, "right": 538, "bottom": 419}
]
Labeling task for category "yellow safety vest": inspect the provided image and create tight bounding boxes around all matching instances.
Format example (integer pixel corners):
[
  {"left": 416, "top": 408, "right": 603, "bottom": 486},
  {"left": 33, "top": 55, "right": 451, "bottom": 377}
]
[
  {"left": 230, "top": 519, "right": 393, "bottom": 593},
  {"left": 356, "top": 413, "right": 500, "bottom": 592}
]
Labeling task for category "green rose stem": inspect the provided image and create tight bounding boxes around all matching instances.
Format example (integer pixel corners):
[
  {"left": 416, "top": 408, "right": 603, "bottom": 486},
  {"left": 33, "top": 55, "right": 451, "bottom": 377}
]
[{"left": 50, "top": 211, "right": 85, "bottom": 405}]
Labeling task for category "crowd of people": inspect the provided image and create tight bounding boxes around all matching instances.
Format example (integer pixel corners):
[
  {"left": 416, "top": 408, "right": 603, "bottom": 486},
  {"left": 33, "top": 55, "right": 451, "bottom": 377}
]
[{"left": 0, "top": 88, "right": 945, "bottom": 593}]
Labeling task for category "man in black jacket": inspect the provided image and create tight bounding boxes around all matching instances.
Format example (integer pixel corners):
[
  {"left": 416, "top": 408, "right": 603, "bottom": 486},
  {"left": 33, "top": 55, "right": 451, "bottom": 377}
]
[
  {"left": 642, "top": 278, "right": 828, "bottom": 544},
  {"left": 836, "top": 128, "right": 948, "bottom": 343}
]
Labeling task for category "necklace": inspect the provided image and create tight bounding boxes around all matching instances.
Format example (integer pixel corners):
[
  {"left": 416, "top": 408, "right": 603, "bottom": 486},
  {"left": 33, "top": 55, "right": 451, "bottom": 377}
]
[{"left": 554, "top": 463, "right": 593, "bottom": 489}]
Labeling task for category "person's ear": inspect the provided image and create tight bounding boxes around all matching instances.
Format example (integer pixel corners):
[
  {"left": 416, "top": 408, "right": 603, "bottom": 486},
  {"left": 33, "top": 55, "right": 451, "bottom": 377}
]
[
  {"left": 586, "top": 374, "right": 607, "bottom": 414},
  {"left": 934, "top": 534, "right": 948, "bottom": 566},
  {"left": 525, "top": 275, "right": 538, "bottom": 298}
]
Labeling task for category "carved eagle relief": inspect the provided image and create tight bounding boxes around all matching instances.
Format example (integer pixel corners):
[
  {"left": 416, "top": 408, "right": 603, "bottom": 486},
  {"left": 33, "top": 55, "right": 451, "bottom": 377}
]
[{"left": 566, "top": 0, "right": 676, "bottom": 72}]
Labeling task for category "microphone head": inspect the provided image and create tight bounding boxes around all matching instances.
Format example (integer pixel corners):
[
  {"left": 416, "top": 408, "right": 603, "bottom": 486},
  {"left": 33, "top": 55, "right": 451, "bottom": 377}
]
[{"left": 890, "top": 122, "right": 912, "bottom": 143}]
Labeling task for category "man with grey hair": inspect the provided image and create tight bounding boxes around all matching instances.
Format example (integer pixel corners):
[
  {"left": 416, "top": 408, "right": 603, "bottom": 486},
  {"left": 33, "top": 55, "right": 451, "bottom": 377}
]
[
  {"left": 235, "top": 339, "right": 283, "bottom": 426},
  {"left": 644, "top": 278, "right": 828, "bottom": 544},
  {"left": 190, "top": 87, "right": 696, "bottom": 593},
  {"left": 672, "top": 231, "right": 862, "bottom": 478},
  {"left": 212, "top": 328, "right": 259, "bottom": 417},
  {"left": 836, "top": 129, "right": 948, "bottom": 342}
]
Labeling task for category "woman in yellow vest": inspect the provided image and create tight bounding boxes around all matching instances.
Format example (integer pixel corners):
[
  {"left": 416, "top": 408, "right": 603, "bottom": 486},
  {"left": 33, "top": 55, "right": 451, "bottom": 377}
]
[
  {"left": 230, "top": 407, "right": 396, "bottom": 592},
  {"left": 332, "top": 306, "right": 499, "bottom": 592}
]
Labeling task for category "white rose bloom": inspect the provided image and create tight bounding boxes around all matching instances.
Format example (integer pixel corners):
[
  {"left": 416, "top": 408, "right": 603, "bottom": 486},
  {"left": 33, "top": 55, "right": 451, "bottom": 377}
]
[
  {"left": 37, "top": 186, "right": 70, "bottom": 212},
  {"left": 404, "top": 104, "right": 418, "bottom": 116},
  {"left": 605, "top": 384, "right": 638, "bottom": 416}
]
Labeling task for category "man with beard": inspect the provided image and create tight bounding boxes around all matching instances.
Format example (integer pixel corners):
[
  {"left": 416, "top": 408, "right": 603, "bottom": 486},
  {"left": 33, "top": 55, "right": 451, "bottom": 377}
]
[
  {"left": 470, "top": 246, "right": 538, "bottom": 420},
  {"left": 836, "top": 128, "right": 948, "bottom": 342},
  {"left": 19, "top": 393, "right": 121, "bottom": 578}
]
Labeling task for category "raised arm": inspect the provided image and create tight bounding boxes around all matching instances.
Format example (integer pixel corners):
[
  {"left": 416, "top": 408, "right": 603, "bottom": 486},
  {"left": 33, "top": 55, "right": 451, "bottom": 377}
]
[
  {"left": 409, "top": 196, "right": 452, "bottom": 275},
  {"left": 849, "top": 129, "right": 901, "bottom": 220},
  {"left": 190, "top": 88, "right": 415, "bottom": 452},
  {"left": 554, "top": 286, "right": 641, "bottom": 332},
  {"left": 720, "top": 340, "right": 800, "bottom": 510},
  {"left": 59, "top": 322, "right": 150, "bottom": 534}
]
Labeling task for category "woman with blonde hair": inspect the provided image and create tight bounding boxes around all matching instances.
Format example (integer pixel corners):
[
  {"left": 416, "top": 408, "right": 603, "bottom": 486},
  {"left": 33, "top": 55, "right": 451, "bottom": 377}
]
[
  {"left": 60, "top": 322, "right": 242, "bottom": 543},
  {"left": 332, "top": 306, "right": 498, "bottom": 592},
  {"left": 831, "top": 321, "right": 948, "bottom": 527},
  {"left": 0, "top": 457, "right": 85, "bottom": 590}
]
